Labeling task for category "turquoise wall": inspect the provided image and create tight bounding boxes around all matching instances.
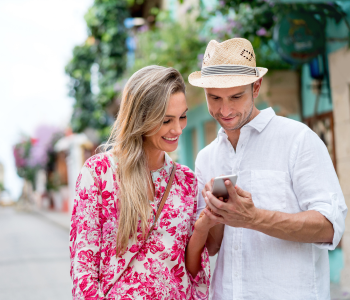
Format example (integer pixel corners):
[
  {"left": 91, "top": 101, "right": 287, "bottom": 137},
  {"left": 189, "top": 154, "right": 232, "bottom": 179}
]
[
  {"left": 301, "top": 64, "right": 333, "bottom": 119},
  {"left": 178, "top": 103, "right": 219, "bottom": 170},
  {"left": 300, "top": 2, "right": 350, "bottom": 119}
]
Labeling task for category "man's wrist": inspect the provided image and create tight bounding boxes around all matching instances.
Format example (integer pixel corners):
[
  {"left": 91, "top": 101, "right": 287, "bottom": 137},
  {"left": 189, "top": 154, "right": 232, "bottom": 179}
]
[{"left": 248, "top": 208, "right": 265, "bottom": 230}]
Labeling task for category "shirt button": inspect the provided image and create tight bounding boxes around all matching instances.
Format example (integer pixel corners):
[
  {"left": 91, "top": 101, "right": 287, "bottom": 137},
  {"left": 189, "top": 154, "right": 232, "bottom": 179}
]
[{"left": 234, "top": 244, "right": 238, "bottom": 250}]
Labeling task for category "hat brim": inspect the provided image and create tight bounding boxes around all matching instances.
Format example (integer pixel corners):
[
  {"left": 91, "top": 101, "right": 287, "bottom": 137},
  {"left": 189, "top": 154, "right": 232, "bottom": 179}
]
[{"left": 188, "top": 67, "right": 268, "bottom": 88}]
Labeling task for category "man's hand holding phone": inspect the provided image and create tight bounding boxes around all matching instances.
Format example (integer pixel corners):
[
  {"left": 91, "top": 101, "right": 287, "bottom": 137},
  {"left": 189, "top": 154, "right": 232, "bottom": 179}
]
[
  {"left": 201, "top": 178, "right": 224, "bottom": 217},
  {"left": 203, "top": 176, "right": 260, "bottom": 229}
]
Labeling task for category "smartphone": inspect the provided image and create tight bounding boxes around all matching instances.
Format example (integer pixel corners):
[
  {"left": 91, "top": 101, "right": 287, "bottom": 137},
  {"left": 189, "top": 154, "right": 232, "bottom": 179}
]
[{"left": 211, "top": 174, "right": 238, "bottom": 198}]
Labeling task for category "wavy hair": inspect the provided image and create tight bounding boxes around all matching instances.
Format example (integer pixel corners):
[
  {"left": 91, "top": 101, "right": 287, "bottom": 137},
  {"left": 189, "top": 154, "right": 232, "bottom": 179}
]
[{"left": 106, "top": 65, "right": 185, "bottom": 256}]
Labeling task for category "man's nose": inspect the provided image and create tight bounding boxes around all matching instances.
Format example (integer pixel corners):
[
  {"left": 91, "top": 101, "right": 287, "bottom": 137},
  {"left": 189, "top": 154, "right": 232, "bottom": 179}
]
[{"left": 220, "top": 103, "right": 232, "bottom": 117}]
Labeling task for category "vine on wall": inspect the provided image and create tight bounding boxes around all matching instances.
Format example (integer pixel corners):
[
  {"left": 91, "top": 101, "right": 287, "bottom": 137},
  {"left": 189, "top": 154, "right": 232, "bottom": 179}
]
[{"left": 65, "top": 0, "right": 129, "bottom": 139}]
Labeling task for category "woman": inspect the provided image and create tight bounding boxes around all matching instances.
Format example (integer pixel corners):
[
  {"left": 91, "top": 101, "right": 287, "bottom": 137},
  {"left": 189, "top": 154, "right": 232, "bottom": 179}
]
[{"left": 70, "top": 66, "right": 217, "bottom": 299}]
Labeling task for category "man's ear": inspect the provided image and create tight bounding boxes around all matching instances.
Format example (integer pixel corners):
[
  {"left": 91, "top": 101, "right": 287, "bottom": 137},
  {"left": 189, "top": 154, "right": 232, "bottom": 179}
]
[{"left": 252, "top": 78, "right": 263, "bottom": 99}]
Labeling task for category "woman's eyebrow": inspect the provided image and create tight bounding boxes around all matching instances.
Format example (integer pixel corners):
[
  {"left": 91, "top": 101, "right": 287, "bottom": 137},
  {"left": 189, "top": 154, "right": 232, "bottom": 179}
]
[{"left": 165, "top": 108, "right": 188, "bottom": 118}]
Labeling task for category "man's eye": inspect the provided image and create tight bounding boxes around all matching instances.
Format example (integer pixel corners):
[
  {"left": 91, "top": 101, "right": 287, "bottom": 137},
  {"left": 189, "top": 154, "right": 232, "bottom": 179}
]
[{"left": 163, "top": 119, "right": 170, "bottom": 124}]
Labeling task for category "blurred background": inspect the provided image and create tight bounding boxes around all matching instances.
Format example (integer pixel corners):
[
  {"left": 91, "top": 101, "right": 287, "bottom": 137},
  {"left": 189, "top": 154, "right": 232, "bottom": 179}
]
[{"left": 1, "top": 0, "right": 350, "bottom": 299}]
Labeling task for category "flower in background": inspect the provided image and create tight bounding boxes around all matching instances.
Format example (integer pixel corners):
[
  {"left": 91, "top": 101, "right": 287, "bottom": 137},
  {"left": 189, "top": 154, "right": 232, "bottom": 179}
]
[
  {"left": 197, "top": 54, "right": 204, "bottom": 68},
  {"left": 256, "top": 27, "right": 267, "bottom": 36},
  {"left": 28, "top": 125, "right": 61, "bottom": 168},
  {"left": 13, "top": 125, "right": 63, "bottom": 186},
  {"left": 138, "top": 25, "right": 149, "bottom": 33}
]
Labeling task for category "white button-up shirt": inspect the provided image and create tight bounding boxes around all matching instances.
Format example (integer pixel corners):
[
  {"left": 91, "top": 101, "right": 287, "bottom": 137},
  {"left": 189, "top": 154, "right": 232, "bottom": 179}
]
[{"left": 195, "top": 108, "right": 347, "bottom": 300}]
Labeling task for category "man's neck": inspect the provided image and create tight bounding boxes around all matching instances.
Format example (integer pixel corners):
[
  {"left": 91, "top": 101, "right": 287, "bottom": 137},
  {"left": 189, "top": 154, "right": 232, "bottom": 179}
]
[
  {"left": 226, "top": 130, "right": 241, "bottom": 151},
  {"left": 225, "top": 107, "right": 260, "bottom": 150}
]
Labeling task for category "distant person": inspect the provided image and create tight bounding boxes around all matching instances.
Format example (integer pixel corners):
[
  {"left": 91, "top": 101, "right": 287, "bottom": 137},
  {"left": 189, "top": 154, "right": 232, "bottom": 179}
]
[
  {"left": 190, "top": 38, "right": 348, "bottom": 299},
  {"left": 70, "top": 66, "right": 215, "bottom": 299}
]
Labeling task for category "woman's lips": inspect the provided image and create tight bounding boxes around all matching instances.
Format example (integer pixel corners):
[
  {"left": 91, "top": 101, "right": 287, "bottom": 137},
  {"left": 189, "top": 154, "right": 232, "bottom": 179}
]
[{"left": 162, "top": 136, "right": 179, "bottom": 144}]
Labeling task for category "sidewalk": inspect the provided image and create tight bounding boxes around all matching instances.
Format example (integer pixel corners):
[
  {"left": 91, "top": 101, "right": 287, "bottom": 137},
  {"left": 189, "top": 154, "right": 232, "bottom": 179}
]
[{"left": 29, "top": 205, "right": 71, "bottom": 231}]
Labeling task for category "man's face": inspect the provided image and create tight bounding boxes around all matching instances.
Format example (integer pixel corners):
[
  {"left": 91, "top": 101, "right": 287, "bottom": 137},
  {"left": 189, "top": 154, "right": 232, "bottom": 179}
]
[{"left": 205, "top": 79, "right": 262, "bottom": 131}]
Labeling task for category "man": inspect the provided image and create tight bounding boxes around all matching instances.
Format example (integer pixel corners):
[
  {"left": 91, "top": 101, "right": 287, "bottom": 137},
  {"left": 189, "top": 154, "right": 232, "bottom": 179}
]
[{"left": 189, "top": 38, "right": 347, "bottom": 300}]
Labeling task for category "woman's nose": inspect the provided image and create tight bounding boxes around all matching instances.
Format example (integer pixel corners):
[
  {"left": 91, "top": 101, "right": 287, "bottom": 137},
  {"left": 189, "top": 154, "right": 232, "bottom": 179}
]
[{"left": 170, "top": 122, "right": 182, "bottom": 136}]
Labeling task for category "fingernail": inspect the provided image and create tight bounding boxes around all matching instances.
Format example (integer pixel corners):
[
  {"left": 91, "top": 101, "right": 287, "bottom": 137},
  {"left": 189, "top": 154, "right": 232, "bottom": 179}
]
[{"left": 206, "top": 191, "right": 211, "bottom": 195}]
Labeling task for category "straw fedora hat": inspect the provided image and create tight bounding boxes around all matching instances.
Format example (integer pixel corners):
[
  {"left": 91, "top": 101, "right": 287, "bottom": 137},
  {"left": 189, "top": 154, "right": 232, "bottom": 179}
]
[{"left": 189, "top": 38, "right": 268, "bottom": 88}]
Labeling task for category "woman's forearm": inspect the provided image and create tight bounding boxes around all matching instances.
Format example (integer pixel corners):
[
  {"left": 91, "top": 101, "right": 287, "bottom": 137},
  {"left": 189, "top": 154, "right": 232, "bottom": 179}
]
[
  {"left": 206, "top": 223, "right": 225, "bottom": 256},
  {"left": 185, "top": 228, "right": 208, "bottom": 278}
]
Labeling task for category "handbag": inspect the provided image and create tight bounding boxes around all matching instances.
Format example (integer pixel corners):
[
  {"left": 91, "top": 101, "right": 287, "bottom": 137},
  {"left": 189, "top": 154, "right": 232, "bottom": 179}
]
[{"left": 101, "top": 164, "right": 176, "bottom": 298}]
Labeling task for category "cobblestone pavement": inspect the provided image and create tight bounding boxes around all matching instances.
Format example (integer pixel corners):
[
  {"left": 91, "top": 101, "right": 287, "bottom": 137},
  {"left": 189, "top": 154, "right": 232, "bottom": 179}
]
[{"left": 0, "top": 206, "right": 71, "bottom": 300}]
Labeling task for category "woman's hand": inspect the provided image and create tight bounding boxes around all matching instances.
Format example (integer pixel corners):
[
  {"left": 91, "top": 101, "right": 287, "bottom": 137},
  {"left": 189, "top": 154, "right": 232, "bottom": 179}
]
[
  {"left": 194, "top": 197, "right": 225, "bottom": 234},
  {"left": 185, "top": 199, "right": 226, "bottom": 278}
]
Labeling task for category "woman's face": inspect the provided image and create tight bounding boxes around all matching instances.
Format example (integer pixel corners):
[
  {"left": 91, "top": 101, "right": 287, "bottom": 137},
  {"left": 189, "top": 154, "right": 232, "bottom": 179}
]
[{"left": 143, "top": 92, "right": 188, "bottom": 154}]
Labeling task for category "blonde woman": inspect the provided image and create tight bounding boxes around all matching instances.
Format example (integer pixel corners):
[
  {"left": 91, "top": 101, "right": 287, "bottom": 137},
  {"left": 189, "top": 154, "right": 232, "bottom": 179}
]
[{"left": 70, "top": 66, "right": 215, "bottom": 299}]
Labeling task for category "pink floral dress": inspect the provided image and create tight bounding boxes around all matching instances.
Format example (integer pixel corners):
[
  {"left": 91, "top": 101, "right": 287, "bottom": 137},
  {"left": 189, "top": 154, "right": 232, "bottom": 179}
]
[{"left": 69, "top": 152, "right": 210, "bottom": 299}]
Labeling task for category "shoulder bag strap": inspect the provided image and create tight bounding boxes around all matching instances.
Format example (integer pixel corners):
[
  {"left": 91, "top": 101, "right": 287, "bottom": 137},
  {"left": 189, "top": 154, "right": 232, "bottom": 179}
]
[
  {"left": 102, "top": 163, "right": 176, "bottom": 298},
  {"left": 147, "top": 163, "right": 176, "bottom": 239}
]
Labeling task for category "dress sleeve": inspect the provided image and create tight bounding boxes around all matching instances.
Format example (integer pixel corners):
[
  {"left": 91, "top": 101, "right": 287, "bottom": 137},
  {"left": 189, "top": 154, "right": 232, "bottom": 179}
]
[
  {"left": 69, "top": 165, "right": 102, "bottom": 300},
  {"left": 195, "top": 154, "right": 207, "bottom": 220},
  {"left": 291, "top": 129, "right": 348, "bottom": 250},
  {"left": 187, "top": 177, "right": 210, "bottom": 299}
]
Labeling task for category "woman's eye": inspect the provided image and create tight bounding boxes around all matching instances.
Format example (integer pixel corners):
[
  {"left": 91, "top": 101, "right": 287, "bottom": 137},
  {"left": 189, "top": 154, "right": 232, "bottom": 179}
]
[
  {"left": 180, "top": 115, "right": 187, "bottom": 119},
  {"left": 163, "top": 119, "right": 171, "bottom": 124}
]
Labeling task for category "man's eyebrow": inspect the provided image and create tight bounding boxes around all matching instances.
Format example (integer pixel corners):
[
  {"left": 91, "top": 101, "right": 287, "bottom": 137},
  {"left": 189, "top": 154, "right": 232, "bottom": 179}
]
[
  {"left": 207, "top": 92, "right": 245, "bottom": 98},
  {"left": 165, "top": 108, "right": 188, "bottom": 118}
]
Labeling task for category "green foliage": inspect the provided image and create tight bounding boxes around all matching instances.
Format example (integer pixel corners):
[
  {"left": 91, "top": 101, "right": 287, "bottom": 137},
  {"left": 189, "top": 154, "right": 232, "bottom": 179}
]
[
  {"left": 65, "top": 0, "right": 129, "bottom": 138},
  {"left": 208, "top": 1, "right": 347, "bottom": 69},
  {"left": 131, "top": 16, "right": 207, "bottom": 81}
]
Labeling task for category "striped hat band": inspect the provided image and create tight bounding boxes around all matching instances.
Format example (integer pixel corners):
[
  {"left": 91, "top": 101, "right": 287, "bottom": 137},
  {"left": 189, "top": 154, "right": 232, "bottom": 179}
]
[{"left": 201, "top": 65, "right": 260, "bottom": 77}]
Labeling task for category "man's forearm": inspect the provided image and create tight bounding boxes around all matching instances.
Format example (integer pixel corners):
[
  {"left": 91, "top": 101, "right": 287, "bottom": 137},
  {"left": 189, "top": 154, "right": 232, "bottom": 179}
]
[
  {"left": 206, "top": 224, "right": 225, "bottom": 256},
  {"left": 249, "top": 209, "right": 334, "bottom": 243}
]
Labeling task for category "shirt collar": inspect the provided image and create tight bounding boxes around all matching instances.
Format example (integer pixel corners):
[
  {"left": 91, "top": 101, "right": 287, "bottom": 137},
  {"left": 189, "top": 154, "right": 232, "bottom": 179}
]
[
  {"left": 108, "top": 151, "right": 173, "bottom": 180},
  {"left": 218, "top": 107, "right": 276, "bottom": 139},
  {"left": 244, "top": 107, "right": 275, "bottom": 133},
  {"left": 150, "top": 152, "right": 173, "bottom": 182}
]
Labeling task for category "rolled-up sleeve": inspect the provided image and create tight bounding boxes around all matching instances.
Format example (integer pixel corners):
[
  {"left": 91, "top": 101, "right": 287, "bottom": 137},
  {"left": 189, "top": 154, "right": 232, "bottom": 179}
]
[{"left": 291, "top": 129, "right": 348, "bottom": 250}]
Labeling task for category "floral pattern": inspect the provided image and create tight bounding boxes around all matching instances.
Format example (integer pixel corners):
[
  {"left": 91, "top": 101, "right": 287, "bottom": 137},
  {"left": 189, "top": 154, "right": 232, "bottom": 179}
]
[{"left": 70, "top": 152, "right": 210, "bottom": 299}]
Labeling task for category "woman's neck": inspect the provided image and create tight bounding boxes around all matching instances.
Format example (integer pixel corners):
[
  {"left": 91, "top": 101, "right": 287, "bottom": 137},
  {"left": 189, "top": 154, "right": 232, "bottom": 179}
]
[{"left": 144, "top": 146, "right": 165, "bottom": 171}]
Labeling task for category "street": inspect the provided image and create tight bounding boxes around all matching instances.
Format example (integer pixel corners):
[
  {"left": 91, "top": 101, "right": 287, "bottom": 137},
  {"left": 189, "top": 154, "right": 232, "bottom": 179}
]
[
  {"left": 0, "top": 205, "right": 349, "bottom": 300},
  {"left": 0, "top": 207, "right": 71, "bottom": 300}
]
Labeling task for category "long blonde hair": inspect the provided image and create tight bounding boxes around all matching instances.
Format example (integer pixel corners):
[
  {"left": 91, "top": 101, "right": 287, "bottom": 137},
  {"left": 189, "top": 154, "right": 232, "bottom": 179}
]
[{"left": 107, "top": 65, "right": 185, "bottom": 256}]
